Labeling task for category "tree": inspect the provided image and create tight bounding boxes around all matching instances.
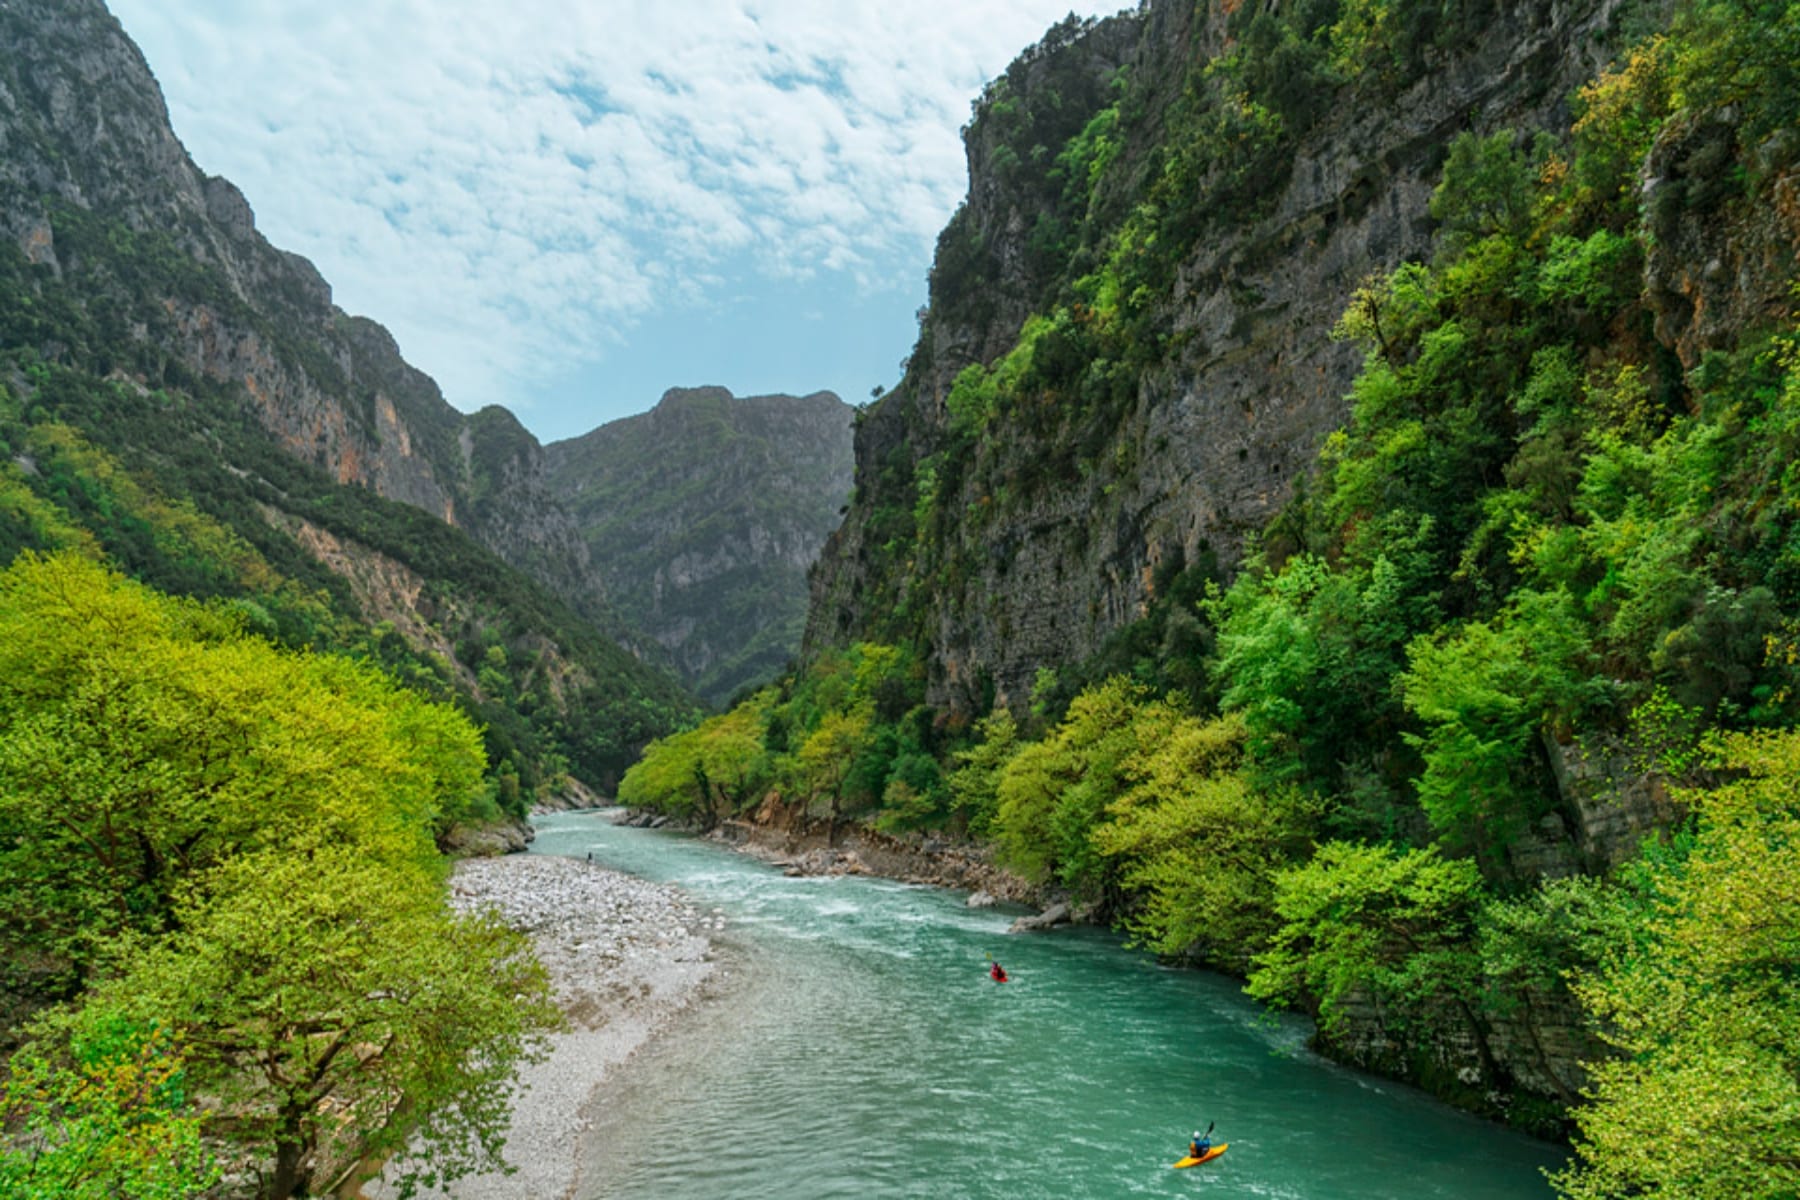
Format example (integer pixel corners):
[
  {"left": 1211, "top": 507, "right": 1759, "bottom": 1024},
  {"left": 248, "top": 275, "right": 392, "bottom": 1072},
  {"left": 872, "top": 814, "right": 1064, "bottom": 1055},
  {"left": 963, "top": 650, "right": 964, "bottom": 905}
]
[
  {"left": 1093, "top": 712, "right": 1318, "bottom": 969},
  {"left": 990, "top": 677, "right": 1167, "bottom": 897},
  {"left": 1248, "top": 842, "right": 1504, "bottom": 1082},
  {"left": 798, "top": 710, "right": 871, "bottom": 845},
  {"left": 616, "top": 700, "right": 771, "bottom": 831},
  {"left": 0, "top": 553, "right": 484, "bottom": 991},
  {"left": 945, "top": 708, "right": 1019, "bottom": 837},
  {"left": 1400, "top": 588, "right": 1605, "bottom": 859},
  {"left": 0, "top": 553, "right": 557, "bottom": 1198},
  {"left": 1555, "top": 729, "right": 1800, "bottom": 1199},
  {"left": 81, "top": 849, "right": 557, "bottom": 1200}
]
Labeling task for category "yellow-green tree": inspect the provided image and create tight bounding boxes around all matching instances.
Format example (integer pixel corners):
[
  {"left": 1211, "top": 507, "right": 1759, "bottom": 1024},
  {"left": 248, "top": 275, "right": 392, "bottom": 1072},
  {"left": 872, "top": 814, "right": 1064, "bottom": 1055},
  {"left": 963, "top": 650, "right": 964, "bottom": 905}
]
[
  {"left": 0, "top": 553, "right": 557, "bottom": 1199},
  {"left": 798, "top": 709, "right": 872, "bottom": 844},
  {"left": 617, "top": 697, "right": 773, "bottom": 830},
  {"left": 1556, "top": 729, "right": 1800, "bottom": 1199},
  {"left": 1093, "top": 712, "right": 1317, "bottom": 968},
  {"left": 992, "top": 677, "right": 1171, "bottom": 896},
  {"left": 84, "top": 848, "right": 555, "bottom": 1200},
  {"left": 0, "top": 553, "right": 484, "bottom": 990}
]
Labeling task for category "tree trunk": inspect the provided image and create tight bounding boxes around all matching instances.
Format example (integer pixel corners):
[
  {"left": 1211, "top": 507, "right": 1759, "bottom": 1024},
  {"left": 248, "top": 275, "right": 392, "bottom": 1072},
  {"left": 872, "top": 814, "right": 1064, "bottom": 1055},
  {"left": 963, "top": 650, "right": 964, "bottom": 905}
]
[
  {"left": 267, "top": 1100, "right": 314, "bottom": 1200},
  {"left": 1454, "top": 997, "right": 1510, "bottom": 1094}
]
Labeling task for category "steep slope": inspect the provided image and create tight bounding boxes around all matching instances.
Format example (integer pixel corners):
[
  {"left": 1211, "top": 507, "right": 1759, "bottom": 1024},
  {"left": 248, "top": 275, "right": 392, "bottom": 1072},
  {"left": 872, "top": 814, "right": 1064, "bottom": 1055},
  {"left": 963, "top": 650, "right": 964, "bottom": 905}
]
[
  {"left": 0, "top": 0, "right": 635, "bottom": 637},
  {"left": 807, "top": 0, "right": 1644, "bottom": 714},
  {"left": 0, "top": 0, "right": 697, "bottom": 794},
  {"left": 545, "top": 386, "right": 854, "bottom": 708}
]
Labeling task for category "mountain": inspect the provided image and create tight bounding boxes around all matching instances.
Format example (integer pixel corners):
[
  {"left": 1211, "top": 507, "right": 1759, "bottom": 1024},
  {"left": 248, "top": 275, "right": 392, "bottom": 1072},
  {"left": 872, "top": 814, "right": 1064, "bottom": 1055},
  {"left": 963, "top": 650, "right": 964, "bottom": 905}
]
[
  {"left": 0, "top": 0, "right": 698, "bottom": 797},
  {"left": 544, "top": 386, "right": 854, "bottom": 708},
  {"left": 806, "top": 0, "right": 1647, "bottom": 713}
]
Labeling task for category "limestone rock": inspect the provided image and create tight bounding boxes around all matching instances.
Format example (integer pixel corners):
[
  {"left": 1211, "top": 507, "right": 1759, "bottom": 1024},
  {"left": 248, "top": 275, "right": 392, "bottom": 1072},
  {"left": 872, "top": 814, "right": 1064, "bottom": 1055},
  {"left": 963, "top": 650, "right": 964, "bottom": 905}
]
[{"left": 543, "top": 387, "right": 853, "bottom": 707}]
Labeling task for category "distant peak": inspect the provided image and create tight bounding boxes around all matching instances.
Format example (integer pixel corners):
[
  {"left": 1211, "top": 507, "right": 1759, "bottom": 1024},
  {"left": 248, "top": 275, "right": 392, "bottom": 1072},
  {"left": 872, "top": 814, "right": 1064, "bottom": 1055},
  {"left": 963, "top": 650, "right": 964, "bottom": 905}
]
[
  {"left": 655, "top": 386, "right": 736, "bottom": 410},
  {"left": 652, "top": 386, "right": 847, "bottom": 414}
]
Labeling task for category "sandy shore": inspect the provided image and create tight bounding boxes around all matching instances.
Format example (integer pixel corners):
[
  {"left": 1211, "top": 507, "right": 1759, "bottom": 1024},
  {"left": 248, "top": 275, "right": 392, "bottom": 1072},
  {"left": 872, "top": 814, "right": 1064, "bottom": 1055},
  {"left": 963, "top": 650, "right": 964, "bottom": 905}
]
[{"left": 360, "top": 853, "right": 723, "bottom": 1200}]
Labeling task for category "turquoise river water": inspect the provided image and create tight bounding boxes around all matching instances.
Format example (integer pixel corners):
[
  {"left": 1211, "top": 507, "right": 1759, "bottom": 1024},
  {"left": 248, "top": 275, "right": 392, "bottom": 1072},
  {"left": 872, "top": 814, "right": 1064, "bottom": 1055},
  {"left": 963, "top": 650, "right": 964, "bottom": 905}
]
[{"left": 532, "top": 810, "right": 1565, "bottom": 1199}]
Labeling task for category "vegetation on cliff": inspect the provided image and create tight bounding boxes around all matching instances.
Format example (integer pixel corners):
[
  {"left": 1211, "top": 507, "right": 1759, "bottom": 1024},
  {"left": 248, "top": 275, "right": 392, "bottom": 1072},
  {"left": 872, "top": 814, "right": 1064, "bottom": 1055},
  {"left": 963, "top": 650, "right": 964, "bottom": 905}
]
[{"left": 624, "top": 0, "right": 1800, "bottom": 1186}]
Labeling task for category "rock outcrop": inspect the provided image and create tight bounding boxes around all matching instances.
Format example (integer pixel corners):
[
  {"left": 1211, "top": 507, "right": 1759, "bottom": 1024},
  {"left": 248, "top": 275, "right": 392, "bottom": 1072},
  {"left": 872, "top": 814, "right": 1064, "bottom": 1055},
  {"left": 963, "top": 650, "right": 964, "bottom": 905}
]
[{"left": 0, "top": 0, "right": 612, "bottom": 616}]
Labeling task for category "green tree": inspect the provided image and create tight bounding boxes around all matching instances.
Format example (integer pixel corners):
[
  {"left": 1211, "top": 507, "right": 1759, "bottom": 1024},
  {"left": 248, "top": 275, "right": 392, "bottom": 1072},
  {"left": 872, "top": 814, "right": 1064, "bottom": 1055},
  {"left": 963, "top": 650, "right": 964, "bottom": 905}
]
[
  {"left": 616, "top": 699, "right": 772, "bottom": 831},
  {"left": 946, "top": 708, "right": 1019, "bottom": 837},
  {"left": 81, "top": 849, "right": 557, "bottom": 1200},
  {"left": 991, "top": 678, "right": 1169, "bottom": 897},
  {"left": 1400, "top": 589, "right": 1605, "bottom": 857},
  {"left": 1248, "top": 843, "right": 1503, "bottom": 1080},
  {"left": 798, "top": 710, "right": 872, "bottom": 844},
  {"left": 1092, "top": 712, "right": 1317, "bottom": 968},
  {"left": 0, "top": 553, "right": 483, "bottom": 990},
  {"left": 1555, "top": 729, "right": 1800, "bottom": 1199}
]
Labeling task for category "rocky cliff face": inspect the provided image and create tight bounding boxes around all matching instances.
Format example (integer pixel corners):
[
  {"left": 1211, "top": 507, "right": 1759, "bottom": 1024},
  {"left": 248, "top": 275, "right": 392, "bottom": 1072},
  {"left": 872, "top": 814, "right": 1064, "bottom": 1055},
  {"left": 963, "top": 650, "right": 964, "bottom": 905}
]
[
  {"left": 0, "top": 0, "right": 611, "bottom": 612},
  {"left": 545, "top": 387, "right": 854, "bottom": 707},
  {"left": 808, "top": 0, "right": 1641, "bottom": 716}
]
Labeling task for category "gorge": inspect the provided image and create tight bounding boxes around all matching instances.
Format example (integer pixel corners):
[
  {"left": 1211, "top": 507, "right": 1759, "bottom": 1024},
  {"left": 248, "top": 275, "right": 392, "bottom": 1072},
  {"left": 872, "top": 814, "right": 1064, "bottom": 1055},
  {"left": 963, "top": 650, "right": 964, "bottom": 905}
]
[{"left": 2, "top": 0, "right": 1798, "bottom": 1197}]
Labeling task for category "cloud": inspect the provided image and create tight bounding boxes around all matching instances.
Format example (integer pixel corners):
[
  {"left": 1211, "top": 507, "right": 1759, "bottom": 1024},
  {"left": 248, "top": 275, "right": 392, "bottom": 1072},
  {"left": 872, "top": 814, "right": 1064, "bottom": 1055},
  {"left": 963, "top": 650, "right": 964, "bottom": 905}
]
[{"left": 107, "top": 0, "right": 1123, "bottom": 416}]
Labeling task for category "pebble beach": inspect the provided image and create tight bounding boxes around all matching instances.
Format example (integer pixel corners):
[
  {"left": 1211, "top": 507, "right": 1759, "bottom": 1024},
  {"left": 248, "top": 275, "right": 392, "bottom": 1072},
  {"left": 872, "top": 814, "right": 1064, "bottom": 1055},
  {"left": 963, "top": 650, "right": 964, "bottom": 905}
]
[{"left": 362, "top": 852, "right": 723, "bottom": 1200}]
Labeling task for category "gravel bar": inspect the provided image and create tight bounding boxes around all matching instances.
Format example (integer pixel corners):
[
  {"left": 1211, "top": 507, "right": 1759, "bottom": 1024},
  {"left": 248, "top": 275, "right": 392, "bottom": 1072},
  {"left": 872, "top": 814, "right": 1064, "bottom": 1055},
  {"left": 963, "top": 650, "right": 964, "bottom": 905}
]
[{"left": 361, "top": 853, "right": 721, "bottom": 1200}]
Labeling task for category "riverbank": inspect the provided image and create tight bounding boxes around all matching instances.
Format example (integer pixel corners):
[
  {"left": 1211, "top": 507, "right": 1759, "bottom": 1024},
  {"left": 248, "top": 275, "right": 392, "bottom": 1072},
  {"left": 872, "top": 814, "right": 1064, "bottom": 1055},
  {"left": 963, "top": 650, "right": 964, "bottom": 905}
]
[
  {"left": 701, "top": 811, "right": 1050, "bottom": 907},
  {"left": 356, "top": 852, "right": 725, "bottom": 1200}
]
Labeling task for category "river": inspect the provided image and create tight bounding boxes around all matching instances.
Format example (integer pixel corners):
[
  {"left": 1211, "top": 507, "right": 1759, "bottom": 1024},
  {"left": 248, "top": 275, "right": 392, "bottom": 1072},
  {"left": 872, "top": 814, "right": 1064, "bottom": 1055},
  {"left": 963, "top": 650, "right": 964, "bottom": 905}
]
[{"left": 531, "top": 810, "right": 1565, "bottom": 1199}]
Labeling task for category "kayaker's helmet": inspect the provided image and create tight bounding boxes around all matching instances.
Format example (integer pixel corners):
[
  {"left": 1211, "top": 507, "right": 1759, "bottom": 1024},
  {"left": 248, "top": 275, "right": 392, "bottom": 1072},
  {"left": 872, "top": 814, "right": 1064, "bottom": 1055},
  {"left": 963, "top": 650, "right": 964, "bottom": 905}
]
[{"left": 1193, "top": 1131, "right": 1201, "bottom": 1139}]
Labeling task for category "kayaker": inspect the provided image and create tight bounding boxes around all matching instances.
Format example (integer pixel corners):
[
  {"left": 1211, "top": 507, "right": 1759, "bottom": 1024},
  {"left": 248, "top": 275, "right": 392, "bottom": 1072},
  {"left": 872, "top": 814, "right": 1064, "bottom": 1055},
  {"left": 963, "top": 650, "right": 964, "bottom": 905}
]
[
  {"left": 989, "top": 960, "right": 1009, "bottom": 983},
  {"left": 1188, "top": 1122, "right": 1213, "bottom": 1158}
]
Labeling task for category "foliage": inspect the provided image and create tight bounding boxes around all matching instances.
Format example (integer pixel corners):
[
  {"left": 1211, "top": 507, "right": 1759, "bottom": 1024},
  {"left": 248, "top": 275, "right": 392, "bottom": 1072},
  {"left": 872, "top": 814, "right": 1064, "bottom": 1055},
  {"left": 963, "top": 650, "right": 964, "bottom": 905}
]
[
  {"left": 1208, "top": 548, "right": 1437, "bottom": 794},
  {"left": 619, "top": 643, "right": 939, "bottom": 836},
  {"left": 617, "top": 695, "right": 773, "bottom": 830},
  {"left": 1555, "top": 728, "right": 1800, "bottom": 1199},
  {"left": 0, "top": 1013, "right": 216, "bottom": 1200},
  {"left": 1400, "top": 589, "right": 1608, "bottom": 855},
  {"left": 85, "top": 850, "right": 556, "bottom": 1200},
  {"left": 991, "top": 677, "right": 1172, "bottom": 895},
  {"left": 0, "top": 229, "right": 698, "bottom": 806},
  {"left": 1091, "top": 712, "right": 1318, "bottom": 968},
  {"left": 945, "top": 708, "right": 1019, "bottom": 837},
  {"left": 0, "top": 554, "right": 482, "bottom": 992},
  {"left": 0, "top": 553, "right": 558, "bottom": 1198},
  {"left": 1247, "top": 843, "right": 1489, "bottom": 1037}
]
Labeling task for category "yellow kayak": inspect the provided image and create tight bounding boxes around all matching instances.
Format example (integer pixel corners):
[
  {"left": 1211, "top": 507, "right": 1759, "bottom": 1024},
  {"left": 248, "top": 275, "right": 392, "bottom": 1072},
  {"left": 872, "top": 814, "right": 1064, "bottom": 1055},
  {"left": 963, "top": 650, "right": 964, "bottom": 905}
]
[{"left": 1172, "top": 1143, "right": 1228, "bottom": 1168}]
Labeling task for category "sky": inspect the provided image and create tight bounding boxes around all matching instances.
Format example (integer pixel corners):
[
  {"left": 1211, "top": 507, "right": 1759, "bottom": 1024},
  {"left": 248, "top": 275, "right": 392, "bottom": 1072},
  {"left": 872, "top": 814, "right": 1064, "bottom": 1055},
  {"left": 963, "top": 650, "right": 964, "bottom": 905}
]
[{"left": 107, "top": 1, "right": 1123, "bottom": 443}]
